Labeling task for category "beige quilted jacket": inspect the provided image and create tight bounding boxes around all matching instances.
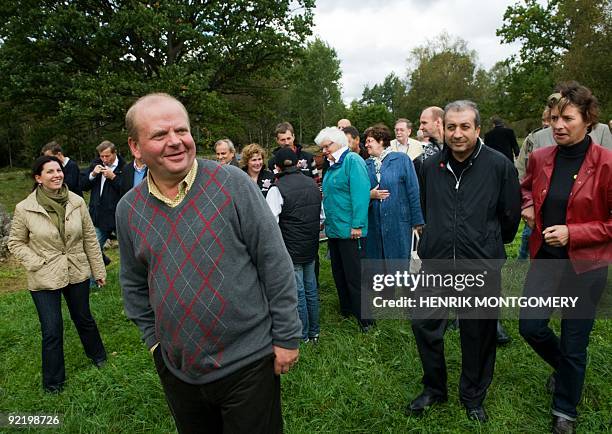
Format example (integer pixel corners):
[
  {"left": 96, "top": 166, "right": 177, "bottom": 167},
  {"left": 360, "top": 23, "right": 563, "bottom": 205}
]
[{"left": 8, "top": 190, "right": 106, "bottom": 291}]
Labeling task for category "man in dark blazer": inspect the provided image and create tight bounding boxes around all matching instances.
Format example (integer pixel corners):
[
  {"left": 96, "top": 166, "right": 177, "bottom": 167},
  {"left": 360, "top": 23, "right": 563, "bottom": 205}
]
[
  {"left": 81, "top": 140, "right": 125, "bottom": 267},
  {"left": 483, "top": 117, "right": 520, "bottom": 162},
  {"left": 40, "top": 141, "right": 82, "bottom": 196},
  {"left": 120, "top": 156, "right": 147, "bottom": 198}
]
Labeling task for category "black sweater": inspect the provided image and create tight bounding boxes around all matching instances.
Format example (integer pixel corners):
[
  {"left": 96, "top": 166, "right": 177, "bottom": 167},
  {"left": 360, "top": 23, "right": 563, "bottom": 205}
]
[{"left": 540, "top": 136, "right": 590, "bottom": 258}]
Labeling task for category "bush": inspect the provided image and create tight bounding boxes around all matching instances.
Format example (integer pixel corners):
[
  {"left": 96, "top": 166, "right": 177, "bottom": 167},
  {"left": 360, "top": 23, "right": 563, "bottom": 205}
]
[{"left": 0, "top": 204, "right": 11, "bottom": 261}]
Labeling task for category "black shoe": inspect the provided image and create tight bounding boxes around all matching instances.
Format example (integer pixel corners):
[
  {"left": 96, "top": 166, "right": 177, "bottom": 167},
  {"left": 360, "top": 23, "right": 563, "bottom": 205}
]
[
  {"left": 465, "top": 405, "right": 488, "bottom": 422},
  {"left": 552, "top": 415, "right": 575, "bottom": 434},
  {"left": 309, "top": 334, "right": 320, "bottom": 345},
  {"left": 496, "top": 320, "right": 511, "bottom": 345},
  {"left": 44, "top": 384, "right": 64, "bottom": 394},
  {"left": 546, "top": 373, "right": 556, "bottom": 394},
  {"left": 93, "top": 359, "right": 107, "bottom": 369},
  {"left": 103, "top": 254, "right": 111, "bottom": 266},
  {"left": 406, "top": 391, "right": 447, "bottom": 416}
]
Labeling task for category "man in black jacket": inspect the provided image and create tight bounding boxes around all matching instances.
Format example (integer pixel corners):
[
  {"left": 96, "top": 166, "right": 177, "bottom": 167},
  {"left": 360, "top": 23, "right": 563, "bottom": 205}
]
[
  {"left": 483, "top": 117, "right": 520, "bottom": 162},
  {"left": 268, "top": 122, "right": 317, "bottom": 178},
  {"left": 41, "top": 141, "right": 82, "bottom": 196},
  {"left": 81, "top": 140, "right": 125, "bottom": 267},
  {"left": 266, "top": 148, "right": 322, "bottom": 343},
  {"left": 120, "top": 156, "right": 147, "bottom": 198},
  {"left": 407, "top": 101, "right": 520, "bottom": 422}
]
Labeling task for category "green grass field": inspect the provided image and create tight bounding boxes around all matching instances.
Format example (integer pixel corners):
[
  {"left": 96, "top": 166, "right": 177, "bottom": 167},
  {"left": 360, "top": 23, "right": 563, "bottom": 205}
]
[{"left": 0, "top": 169, "right": 610, "bottom": 433}]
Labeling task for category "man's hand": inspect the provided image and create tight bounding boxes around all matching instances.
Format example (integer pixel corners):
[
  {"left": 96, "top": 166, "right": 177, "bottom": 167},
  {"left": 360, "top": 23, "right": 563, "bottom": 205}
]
[
  {"left": 370, "top": 185, "right": 390, "bottom": 200},
  {"left": 273, "top": 346, "right": 299, "bottom": 375},
  {"left": 521, "top": 205, "right": 535, "bottom": 229},
  {"left": 543, "top": 225, "right": 569, "bottom": 247},
  {"left": 95, "top": 278, "right": 106, "bottom": 287},
  {"left": 350, "top": 228, "right": 362, "bottom": 239},
  {"left": 91, "top": 164, "right": 105, "bottom": 177},
  {"left": 101, "top": 167, "right": 116, "bottom": 180}
]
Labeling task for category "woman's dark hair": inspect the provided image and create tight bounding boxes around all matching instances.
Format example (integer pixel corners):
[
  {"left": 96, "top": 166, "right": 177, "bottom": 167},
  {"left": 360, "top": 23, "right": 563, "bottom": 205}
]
[
  {"left": 31, "top": 155, "right": 64, "bottom": 191},
  {"left": 547, "top": 81, "right": 599, "bottom": 128},
  {"left": 364, "top": 124, "right": 392, "bottom": 148}
]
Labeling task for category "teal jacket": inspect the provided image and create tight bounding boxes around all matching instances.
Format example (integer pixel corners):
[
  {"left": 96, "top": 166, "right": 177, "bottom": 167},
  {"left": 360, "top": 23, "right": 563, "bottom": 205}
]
[{"left": 322, "top": 149, "right": 370, "bottom": 239}]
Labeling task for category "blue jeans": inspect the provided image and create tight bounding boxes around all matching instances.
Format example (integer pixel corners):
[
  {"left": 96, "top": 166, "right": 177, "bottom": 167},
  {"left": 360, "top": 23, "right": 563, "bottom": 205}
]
[
  {"left": 30, "top": 280, "right": 106, "bottom": 392},
  {"left": 294, "top": 261, "right": 320, "bottom": 340},
  {"left": 518, "top": 225, "right": 532, "bottom": 259},
  {"left": 95, "top": 227, "right": 114, "bottom": 253},
  {"left": 91, "top": 227, "right": 112, "bottom": 287}
]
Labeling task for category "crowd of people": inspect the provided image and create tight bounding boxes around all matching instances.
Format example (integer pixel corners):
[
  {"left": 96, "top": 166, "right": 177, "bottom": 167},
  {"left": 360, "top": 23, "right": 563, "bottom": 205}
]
[{"left": 6, "top": 81, "right": 611, "bottom": 434}]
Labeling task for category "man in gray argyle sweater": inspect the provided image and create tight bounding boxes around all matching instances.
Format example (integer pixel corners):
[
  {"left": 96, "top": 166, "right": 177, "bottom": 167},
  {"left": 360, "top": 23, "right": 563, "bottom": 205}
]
[{"left": 117, "top": 93, "right": 301, "bottom": 434}]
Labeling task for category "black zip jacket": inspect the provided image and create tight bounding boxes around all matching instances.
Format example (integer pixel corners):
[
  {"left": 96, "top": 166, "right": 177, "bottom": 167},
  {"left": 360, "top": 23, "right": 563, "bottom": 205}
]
[
  {"left": 268, "top": 144, "right": 316, "bottom": 178},
  {"left": 418, "top": 139, "right": 521, "bottom": 261}
]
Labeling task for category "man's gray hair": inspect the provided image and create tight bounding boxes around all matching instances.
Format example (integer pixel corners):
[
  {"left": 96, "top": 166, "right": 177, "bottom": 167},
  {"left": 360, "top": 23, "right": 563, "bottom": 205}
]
[
  {"left": 96, "top": 140, "right": 116, "bottom": 154},
  {"left": 444, "top": 100, "right": 481, "bottom": 127},
  {"left": 314, "top": 127, "right": 348, "bottom": 147},
  {"left": 395, "top": 118, "right": 412, "bottom": 129},
  {"left": 215, "top": 138, "right": 235, "bottom": 153}
]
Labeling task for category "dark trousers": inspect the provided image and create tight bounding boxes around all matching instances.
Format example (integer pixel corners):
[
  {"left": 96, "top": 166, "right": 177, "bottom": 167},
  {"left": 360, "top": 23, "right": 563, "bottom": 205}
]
[
  {"left": 153, "top": 350, "right": 282, "bottom": 434},
  {"left": 327, "top": 237, "right": 372, "bottom": 327},
  {"left": 30, "top": 280, "right": 107, "bottom": 392},
  {"left": 519, "top": 252, "right": 607, "bottom": 419},
  {"left": 412, "top": 317, "right": 497, "bottom": 408},
  {"left": 411, "top": 269, "right": 500, "bottom": 408}
]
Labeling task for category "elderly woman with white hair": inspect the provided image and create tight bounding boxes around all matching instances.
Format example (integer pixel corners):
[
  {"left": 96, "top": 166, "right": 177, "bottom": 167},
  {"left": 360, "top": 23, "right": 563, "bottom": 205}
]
[{"left": 314, "top": 127, "right": 373, "bottom": 332}]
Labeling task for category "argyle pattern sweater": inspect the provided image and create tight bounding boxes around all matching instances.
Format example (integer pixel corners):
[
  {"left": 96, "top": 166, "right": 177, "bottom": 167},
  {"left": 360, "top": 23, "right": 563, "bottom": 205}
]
[{"left": 117, "top": 159, "right": 301, "bottom": 385}]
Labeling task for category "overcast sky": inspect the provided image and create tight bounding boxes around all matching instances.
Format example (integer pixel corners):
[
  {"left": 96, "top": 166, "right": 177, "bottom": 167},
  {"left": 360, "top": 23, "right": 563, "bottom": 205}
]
[{"left": 312, "top": 0, "right": 522, "bottom": 103}]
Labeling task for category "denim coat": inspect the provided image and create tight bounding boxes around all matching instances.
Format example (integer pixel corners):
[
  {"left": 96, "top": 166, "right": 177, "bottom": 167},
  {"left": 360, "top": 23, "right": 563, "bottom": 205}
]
[{"left": 365, "top": 152, "right": 424, "bottom": 259}]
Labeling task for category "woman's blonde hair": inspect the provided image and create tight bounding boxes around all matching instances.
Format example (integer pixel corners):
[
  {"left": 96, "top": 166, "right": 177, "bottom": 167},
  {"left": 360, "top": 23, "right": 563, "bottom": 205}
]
[{"left": 240, "top": 143, "right": 266, "bottom": 168}]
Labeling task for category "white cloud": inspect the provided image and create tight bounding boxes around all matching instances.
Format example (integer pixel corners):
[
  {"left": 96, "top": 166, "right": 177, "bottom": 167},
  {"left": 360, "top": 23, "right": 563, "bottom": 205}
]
[{"left": 312, "top": 0, "right": 521, "bottom": 103}]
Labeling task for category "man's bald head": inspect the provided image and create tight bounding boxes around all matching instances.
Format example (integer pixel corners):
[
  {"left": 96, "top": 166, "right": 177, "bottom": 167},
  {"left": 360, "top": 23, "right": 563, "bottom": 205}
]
[
  {"left": 125, "top": 93, "right": 190, "bottom": 141},
  {"left": 419, "top": 106, "right": 445, "bottom": 141},
  {"left": 337, "top": 119, "right": 352, "bottom": 129}
]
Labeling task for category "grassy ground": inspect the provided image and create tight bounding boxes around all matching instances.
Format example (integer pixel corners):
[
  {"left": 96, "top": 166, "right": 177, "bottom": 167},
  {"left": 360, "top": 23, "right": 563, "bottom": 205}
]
[{"left": 0, "top": 167, "right": 610, "bottom": 433}]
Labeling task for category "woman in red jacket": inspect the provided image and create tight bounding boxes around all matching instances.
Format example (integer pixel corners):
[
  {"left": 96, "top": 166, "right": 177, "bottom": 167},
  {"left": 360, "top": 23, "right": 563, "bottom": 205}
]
[{"left": 519, "top": 82, "right": 612, "bottom": 434}]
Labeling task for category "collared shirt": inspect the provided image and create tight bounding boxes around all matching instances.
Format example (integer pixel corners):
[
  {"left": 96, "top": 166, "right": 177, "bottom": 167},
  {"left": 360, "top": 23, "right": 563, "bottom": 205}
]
[
  {"left": 329, "top": 145, "right": 349, "bottom": 166},
  {"left": 266, "top": 184, "right": 326, "bottom": 224},
  {"left": 147, "top": 159, "right": 198, "bottom": 208},
  {"left": 62, "top": 156, "right": 70, "bottom": 167},
  {"left": 265, "top": 186, "right": 283, "bottom": 223},
  {"left": 133, "top": 161, "right": 147, "bottom": 189},
  {"left": 94, "top": 156, "right": 119, "bottom": 197}
]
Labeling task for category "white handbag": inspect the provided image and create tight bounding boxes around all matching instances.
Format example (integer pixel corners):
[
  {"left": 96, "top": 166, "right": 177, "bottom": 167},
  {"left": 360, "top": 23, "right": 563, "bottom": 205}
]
[{"left": 410, "top": 229, "right": 422, "bottom": 273}]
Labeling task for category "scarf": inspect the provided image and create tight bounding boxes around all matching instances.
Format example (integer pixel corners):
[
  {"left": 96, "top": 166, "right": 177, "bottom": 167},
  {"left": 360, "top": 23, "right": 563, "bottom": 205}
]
[
  {"left": 373, "top": 147, "right": 394, "bottom": 183},
  {"left": 36, "top": 184, "right": 69, "bottom": 242}
]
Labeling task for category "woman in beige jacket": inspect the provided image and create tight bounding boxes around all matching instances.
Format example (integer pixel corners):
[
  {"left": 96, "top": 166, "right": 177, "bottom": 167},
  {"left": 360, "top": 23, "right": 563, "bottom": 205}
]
[{"left": 8, "top": 155, "right": 107, "bottom": 393}]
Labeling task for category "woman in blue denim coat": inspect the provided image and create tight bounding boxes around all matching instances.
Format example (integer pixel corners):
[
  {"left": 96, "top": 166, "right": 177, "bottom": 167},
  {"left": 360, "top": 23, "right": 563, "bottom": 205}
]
[{"left": 364, "top": 125, "right": 424, "bottom": 259}]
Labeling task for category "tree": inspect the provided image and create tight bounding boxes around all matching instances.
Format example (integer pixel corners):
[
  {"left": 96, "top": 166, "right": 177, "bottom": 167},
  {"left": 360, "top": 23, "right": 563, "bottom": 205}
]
[
  {"left": 497, "top": 0, "right": 612, "bottom": 119},
  {"left": 555, "top": 0, "right": 612, "bottom": 117},
  {"left": 401, "top": 33, "right": 483, "bottom": 122},
  {"left": 346, "top": 102, "right": 394, "bottom": 134},
  {"left": 0, "top": 0, "right": 315, "bottom": 165},
  {"left": 285, "top": 39, "right": 345, "bottom": 145},
  {"left": 360, "top": 73, "right": 406, "bottom": 118}
]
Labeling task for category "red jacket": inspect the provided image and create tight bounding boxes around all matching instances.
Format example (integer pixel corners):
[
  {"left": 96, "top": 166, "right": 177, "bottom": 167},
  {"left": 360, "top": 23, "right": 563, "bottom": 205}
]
[{"left": 521, "top": 142, "right": 612, "bottom": 273}]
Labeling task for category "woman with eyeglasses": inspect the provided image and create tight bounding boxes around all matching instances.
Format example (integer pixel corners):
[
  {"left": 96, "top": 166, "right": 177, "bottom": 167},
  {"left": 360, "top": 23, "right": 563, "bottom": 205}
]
[
  {"left": 519, "top": 82, "right": 612, "bottom": 433},
  {"left": 314, "top": 127, "right": 373, "bottom": 332}
]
